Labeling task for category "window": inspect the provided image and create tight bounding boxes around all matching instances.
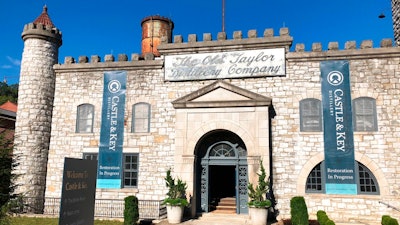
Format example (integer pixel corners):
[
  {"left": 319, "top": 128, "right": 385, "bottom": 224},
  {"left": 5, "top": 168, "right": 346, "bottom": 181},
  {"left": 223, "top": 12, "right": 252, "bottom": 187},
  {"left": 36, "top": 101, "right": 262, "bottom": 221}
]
[
  {"left": 306, "top": 163, "right": 323, "bottom": 193},
  {"left": 123, "top": 154, "right": 138, "bottom": 187},
  {"left": 76, "top": 104, "right": 94, "bottom": 133},
  {"left": 82, "top": 153, "right": 139, "bottom": 188},
  {"left": 358, "top": 163, "right": 378, "bottom": 194},
  {"left": 305, "top": 161, "right": 379, "bottom": 195},
  {"left": 300, "top": 98, "right": 322, "bottom": 132},
  {"left": 83, "top": 153, "right": 98, "bottom": 160},
  {"left": 353, "top": 97, "right": 377, "bottom": 131},
  {"left": 132, "top": 103, "right": 150, "bottom": 133}
]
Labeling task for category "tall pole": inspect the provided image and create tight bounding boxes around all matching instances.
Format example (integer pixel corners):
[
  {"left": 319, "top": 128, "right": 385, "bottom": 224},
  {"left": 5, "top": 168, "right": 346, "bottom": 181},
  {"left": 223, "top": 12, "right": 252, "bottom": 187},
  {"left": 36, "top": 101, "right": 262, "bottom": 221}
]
[
  {"left": 222, "top": 0, "right": 225, "bottom": 32},
  {"left": 392, "top": 0, "right": 400, "bottom": 45}
]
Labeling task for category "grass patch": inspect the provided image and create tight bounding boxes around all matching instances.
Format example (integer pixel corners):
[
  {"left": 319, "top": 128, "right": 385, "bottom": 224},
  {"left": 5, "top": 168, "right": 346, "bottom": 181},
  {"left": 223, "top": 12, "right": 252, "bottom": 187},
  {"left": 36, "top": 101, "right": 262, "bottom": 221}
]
[{"left": 10, "top": 216, "right": 123, "bottom": 225}]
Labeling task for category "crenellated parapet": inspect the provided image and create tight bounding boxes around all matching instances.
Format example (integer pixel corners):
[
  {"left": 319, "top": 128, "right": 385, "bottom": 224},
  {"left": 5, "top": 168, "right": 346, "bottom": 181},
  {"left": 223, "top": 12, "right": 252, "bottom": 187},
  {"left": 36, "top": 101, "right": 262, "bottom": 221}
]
[
  {"left": 56, "top": 52, "right": 163, "bottom": 71},
  {"left": 62, "top": 53, "right": 156, "bottom": 64},
  {"left": 158, "top": 27, "right": 293, "bottom": 55},
  {"left": 59, "top": 27, "right": 398, "bottom": 66},
  {"left": 22, "top": 22, "right": 62, "bottom": 47},
  {"left": 288, "top": 38, "right": 398, "bottom": 62},
  {"left": 294, "top": 38, "right": 394, "bottom": 52}
]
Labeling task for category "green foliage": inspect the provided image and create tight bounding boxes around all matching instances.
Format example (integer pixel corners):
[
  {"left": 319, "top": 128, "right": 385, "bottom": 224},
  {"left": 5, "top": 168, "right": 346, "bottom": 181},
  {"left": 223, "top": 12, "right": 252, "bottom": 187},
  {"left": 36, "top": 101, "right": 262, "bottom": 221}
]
[
  {"left": 290, "top": 196, "right": 308, "bottom": 225},
  {"left": 0, "top": 83, "right": 18, "bottom": 105},
  {"left": 248, "top": 160, "right": 271, "bottom": 208},
  {"left": 0, "top": 130, "right": 19, "bottom": 224},
  {"left": 0, "top": 205, "right": 11, "bottom": 225},
  {"left": 317, "top": 210, "right": 329, "bottom": 225},
  {"left": 390, "top": 218, "right": 399, "bottom": 225},
  {"left": 382, "top": 215, "right": 392, "bottom": 225},
  {"left": 163, "top": 168, "right": 188, "bottom": 207},
  {"left": 382, "top": 215, "right": 399, "bottom": 225},
  {"left": 326, "top": 219, "right": 335, "bottom": 225},
  {"left": 124, "top": 196, "right": 139, "bottom": 225},
  {"left": 317, "top": 210, "right": 336, "bottom": 225}
]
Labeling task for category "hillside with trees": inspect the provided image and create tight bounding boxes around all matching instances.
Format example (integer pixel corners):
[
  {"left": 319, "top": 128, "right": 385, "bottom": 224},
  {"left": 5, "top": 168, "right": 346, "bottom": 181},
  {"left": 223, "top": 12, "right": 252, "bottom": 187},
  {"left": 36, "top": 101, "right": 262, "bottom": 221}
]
[{"left": 0, "top": 82, "right": 18, "bottom": 105}]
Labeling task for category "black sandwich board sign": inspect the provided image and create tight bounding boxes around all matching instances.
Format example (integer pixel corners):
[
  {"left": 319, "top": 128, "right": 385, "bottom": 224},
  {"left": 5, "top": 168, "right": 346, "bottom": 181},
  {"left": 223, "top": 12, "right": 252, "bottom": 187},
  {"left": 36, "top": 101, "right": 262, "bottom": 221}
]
[{"left": 59, "top": 157, "right": 97, "bottom": 225}]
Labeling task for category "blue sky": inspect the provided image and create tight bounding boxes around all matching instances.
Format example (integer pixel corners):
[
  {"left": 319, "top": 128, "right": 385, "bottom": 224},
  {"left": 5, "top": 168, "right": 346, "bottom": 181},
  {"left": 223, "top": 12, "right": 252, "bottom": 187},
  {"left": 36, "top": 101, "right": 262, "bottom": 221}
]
[{"left": 0, "top": 0, "right": 394, "bottom": 85}]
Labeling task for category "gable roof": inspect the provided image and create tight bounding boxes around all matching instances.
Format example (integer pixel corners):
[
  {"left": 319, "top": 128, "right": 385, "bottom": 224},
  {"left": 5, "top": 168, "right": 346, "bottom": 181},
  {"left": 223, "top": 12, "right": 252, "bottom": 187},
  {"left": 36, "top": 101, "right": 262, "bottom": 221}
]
[
  {"left": 172, "top": 80, "right": 272, "bottom": 108},
  {"left": 0, "top": 101, "right": 17, "bottom": 113}
]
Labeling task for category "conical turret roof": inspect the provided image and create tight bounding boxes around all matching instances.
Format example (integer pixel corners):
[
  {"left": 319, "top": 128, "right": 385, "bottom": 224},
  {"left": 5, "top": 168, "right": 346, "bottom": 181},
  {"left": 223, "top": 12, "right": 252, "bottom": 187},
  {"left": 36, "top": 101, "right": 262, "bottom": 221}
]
[
  {"left": 21, "top": 5, "right": 62, "bottom": 46},
  {"left": 33, "top": 5, "right": 55, "bottom": 27}
]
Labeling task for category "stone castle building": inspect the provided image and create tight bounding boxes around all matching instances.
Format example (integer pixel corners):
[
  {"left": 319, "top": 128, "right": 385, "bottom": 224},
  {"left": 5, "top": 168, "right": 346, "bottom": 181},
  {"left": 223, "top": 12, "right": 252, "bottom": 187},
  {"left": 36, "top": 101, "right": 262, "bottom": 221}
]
[{"left": 13, "top": 5, "right": 400, "bottom": 224}]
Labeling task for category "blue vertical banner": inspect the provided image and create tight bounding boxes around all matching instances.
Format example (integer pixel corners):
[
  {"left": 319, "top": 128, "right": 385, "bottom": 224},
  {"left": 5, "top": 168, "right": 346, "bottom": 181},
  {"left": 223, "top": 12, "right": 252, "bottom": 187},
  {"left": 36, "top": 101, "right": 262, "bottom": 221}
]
[
  {"left": 320, "top": 61, "right": 357, "bottom": 194},
  {"left": 97, "top": 71, "right": 126, "bottom": 189}
]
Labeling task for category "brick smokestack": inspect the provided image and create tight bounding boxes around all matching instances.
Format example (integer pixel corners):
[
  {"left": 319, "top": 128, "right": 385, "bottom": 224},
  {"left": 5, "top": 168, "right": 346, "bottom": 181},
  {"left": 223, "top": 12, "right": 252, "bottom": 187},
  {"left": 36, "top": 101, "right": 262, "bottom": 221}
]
[{"left": 141, "top": 15, "right": 174, "bottom": 57}]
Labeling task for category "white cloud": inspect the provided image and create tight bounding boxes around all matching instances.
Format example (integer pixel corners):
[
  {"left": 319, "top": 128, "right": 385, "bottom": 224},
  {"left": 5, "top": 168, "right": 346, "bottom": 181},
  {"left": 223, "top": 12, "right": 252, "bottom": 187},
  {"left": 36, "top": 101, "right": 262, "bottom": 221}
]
[
  {"left": 7, "top": 56, "right": 21, "bottom": 66},
  {"left": 1, "top": 65, "right": 12, "bottom": 69}
]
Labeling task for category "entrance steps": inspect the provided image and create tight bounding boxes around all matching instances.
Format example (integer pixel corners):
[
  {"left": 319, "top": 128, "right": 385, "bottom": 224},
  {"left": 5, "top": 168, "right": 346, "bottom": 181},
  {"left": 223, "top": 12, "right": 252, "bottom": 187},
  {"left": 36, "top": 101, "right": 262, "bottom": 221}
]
[
  {"left": 212, "top": 197, "right": 236, "bottom": 214},
  {"left": 196, "top": 212, "right": 250, "bottom": 225}
]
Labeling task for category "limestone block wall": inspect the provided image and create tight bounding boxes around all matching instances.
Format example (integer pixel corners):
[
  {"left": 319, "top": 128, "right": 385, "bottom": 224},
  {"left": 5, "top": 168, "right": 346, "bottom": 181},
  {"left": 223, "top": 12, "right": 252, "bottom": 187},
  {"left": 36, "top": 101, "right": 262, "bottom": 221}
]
[
  {"left": 43, "top": 27, "right": 400, "bottom": 224},
  {"left": 271, "top": 48, "right": 400, "bottom": 223},
  {"left": 47, "top": 60, "right": 177, "bottom": 201},
  {"left": 14, "top": 37, "right": 59, "bottom": 213}
]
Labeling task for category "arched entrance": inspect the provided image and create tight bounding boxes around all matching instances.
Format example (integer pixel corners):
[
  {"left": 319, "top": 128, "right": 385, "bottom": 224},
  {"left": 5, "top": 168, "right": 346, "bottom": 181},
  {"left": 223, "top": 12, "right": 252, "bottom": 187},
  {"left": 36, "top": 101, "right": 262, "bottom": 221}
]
[{"left": 194, "top": 130, "right": 248, "bottom": 214}]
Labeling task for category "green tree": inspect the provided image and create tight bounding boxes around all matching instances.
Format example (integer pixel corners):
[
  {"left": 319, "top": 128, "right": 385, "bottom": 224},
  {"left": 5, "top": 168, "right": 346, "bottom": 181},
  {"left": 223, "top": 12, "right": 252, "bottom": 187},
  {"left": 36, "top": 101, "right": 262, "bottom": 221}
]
[
  {"left": 0, "top": 83, "right": 18, "bottom": 105},
  {"left": 0, "top": 130, "right": 18, "bottom": 224}
]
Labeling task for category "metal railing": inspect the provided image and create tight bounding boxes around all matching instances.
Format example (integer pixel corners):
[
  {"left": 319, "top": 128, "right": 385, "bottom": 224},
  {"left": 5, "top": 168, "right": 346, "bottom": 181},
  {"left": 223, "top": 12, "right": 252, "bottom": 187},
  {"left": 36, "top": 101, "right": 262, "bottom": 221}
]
[
  {"left": 21, "top": 197, "right": 166, "bottom": 219},
  {"left": 379, "top": 201, "right": 400, "bottom": 212}
]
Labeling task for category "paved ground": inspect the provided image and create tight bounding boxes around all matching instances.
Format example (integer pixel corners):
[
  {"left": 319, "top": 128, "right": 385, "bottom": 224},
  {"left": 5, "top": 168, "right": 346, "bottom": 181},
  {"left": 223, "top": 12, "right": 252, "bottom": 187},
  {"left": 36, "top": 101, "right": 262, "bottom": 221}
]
[{"left": 150, "top": 214, "right": 280, "bottom": 225}]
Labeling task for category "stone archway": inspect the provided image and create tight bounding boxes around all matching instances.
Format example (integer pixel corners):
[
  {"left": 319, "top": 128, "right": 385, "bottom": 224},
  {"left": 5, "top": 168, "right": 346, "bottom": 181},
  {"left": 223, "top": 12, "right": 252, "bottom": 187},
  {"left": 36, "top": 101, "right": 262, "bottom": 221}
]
[{"left": 194, "top": 130, "right": 249, "bottom": 214}]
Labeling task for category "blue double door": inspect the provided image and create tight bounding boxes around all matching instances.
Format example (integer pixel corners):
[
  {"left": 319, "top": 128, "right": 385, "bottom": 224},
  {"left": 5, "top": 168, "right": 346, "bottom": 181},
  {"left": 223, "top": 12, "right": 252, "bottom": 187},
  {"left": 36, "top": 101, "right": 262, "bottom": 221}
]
[{"left": 199, "top": 141, "right": 249, "bottom": 214}]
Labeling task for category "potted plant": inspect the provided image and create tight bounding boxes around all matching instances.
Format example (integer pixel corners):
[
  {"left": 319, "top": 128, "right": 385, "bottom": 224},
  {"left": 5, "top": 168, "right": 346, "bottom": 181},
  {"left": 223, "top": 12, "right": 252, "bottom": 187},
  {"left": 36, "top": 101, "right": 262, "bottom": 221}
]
[
  {"left": 248, "top": 160, "right": 271, "bottom": 225},
  {"left": 163, "top": 168, "right": 188, "bottom": 224}
]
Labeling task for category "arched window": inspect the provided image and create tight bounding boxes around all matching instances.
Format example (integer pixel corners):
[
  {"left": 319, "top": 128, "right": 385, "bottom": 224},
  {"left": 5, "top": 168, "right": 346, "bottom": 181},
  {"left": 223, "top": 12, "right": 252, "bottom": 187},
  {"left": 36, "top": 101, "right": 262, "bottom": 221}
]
[
  {"left": 300, "top": 98, "right": 322, "bottom": 132},
  {"left": 76, "top": 104, "right": 94, "bottom": 133},
  {"left": 132, "top": 102, "right": 150, "bottom": 133},
  {"left": 353, "top": 97, "right": 377, "bottom": 131},
  {"left": 305, "top": 161, "right": 379, "bottom": 195}
]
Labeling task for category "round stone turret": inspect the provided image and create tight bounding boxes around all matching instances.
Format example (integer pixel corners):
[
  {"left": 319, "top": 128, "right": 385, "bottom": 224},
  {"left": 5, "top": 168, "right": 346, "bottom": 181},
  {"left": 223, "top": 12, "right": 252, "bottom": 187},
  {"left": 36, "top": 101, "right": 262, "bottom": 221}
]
[{"left": 13, "top": 5, "right": 62, "bottom": 213}]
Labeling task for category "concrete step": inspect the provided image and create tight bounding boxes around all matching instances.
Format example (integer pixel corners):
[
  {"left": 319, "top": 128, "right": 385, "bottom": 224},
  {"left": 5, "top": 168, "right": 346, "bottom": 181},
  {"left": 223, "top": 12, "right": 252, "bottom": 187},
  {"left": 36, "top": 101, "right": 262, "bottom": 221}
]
[
  {"left": 220, "top": 197, "right": 236, "bottom": 202},
  {"left": 214, "top": 197, "right": 236, "bottom": 214}
]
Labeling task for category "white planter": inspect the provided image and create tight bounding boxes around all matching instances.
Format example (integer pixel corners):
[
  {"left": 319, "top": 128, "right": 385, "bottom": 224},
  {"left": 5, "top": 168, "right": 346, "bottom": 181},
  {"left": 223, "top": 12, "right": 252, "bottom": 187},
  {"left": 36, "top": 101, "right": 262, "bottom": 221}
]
[
  {"left": 166, "top": 205, "right": 184, "bottom": 224},
  {"left": 249, "top": 207, "right": 268, "bottom": 225}
]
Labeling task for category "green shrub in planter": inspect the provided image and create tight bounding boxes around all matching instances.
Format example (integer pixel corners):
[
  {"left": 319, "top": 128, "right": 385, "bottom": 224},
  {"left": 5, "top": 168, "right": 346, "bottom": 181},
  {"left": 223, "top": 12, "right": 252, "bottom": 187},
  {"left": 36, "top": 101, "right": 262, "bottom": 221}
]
[
  {"left": 124, "top": 196, "right": 139, "bottom": 225},
  {"left": 163, "top": 169, "right": 188, "bottom": 207},
  {"left": 290, "top": 196, "right": 308, "bottom": 225},
  {"left": 247, "top": 160, "right": 271, "bottom": 208}
]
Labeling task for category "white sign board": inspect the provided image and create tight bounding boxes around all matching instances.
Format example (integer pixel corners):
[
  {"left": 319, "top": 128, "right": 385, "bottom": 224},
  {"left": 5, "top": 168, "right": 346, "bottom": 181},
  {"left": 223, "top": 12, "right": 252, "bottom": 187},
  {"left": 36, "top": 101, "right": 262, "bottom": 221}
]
[{"left": 165, "top": 48, "right": 285, "bottom": 81}]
